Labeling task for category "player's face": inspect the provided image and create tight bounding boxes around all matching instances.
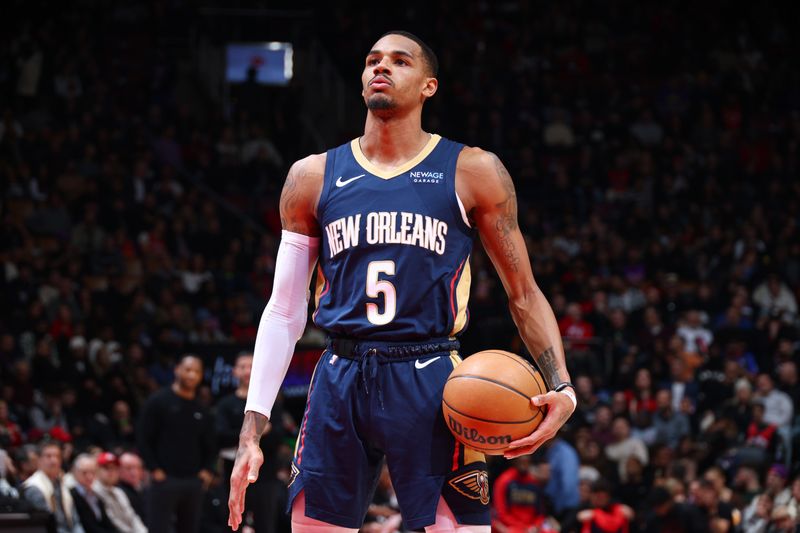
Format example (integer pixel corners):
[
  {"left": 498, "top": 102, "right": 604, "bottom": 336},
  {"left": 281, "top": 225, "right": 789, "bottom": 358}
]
[{"left": 361, "top": 34, "right": 437, "bottom": 113}]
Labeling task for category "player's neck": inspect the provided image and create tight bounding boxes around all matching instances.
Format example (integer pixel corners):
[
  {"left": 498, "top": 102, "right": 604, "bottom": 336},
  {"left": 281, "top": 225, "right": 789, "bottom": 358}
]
[{"left": 361, "top": 112, "right": 429, "bottom": 167}]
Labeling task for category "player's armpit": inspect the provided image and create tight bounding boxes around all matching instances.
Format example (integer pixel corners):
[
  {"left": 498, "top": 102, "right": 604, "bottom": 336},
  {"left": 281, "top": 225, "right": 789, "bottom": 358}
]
[{"left": 280, "top": 154, "right": 326, "bottom": 237}]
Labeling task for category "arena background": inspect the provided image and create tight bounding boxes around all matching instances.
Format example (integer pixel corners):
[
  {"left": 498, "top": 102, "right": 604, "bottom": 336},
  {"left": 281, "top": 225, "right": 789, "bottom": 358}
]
[{"left": 1, "top": 1, "right": 799, "bottom": 532}]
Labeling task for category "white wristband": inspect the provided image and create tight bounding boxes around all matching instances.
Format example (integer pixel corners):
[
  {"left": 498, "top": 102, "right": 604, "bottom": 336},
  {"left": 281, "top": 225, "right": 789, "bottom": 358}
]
[{"left": 558, "top": 388, "right": 577, "bottom": 409}]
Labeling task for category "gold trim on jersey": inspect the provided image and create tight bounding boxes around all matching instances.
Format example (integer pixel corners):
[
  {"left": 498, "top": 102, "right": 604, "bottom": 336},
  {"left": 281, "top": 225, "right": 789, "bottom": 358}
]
[
  {"left": 450, "top": 257, "right": 472, "bottom": 336},
  {"left": 350, "top": 134, "right": 442, "bottom": 179},
  {"left": 313, "top": 264, "right": 327, "bottom": 311}
]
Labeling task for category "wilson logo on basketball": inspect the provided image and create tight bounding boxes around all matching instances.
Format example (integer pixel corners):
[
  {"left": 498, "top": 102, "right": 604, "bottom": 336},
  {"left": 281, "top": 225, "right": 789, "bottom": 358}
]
[{"left": 447, "top": 415, "right": 512, "bottom": 446}]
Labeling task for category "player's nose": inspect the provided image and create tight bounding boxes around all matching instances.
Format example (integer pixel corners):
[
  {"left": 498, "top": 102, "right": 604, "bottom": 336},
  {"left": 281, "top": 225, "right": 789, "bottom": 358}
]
[{"left": 373, "top": 58, "right": 391, "bottom": 75}]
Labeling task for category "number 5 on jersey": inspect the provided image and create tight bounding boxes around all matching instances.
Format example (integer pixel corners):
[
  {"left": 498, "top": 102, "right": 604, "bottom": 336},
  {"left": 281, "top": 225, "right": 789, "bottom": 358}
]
[{"left": 365, "top": 260, "right": 396, "bottom": 325}]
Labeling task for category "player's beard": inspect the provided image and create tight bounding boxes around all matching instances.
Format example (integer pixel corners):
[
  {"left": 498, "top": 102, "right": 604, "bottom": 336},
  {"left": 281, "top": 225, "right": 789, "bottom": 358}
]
[{"left": 367, "top": 94, "right": 396, "bottom": 111}]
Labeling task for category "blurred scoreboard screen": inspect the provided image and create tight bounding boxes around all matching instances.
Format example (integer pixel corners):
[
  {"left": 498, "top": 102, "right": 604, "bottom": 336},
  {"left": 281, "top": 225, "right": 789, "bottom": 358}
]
[{"left": 226, "top": 42, "right": 293, "bottom": 86}]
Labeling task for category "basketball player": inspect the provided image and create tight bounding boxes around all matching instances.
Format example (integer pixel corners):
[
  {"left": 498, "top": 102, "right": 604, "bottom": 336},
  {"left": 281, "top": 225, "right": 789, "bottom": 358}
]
[{"left": 228, "top": 31, "right": 576, "bottom": 532}]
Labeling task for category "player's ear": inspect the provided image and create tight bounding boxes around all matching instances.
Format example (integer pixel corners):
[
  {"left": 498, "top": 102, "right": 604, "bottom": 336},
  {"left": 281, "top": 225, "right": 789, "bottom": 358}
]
[{"left": 422, "top": 77, "right": 438, "bottom": 99}]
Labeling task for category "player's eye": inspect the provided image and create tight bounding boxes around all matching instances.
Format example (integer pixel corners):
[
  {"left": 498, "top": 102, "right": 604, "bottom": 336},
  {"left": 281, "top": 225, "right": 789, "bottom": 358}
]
[
  {"left": 394, "top": 59, "right": 407, "bottom": 66},
  {"left": 367, "top": 58, "right": 380, "bottom": 66}
]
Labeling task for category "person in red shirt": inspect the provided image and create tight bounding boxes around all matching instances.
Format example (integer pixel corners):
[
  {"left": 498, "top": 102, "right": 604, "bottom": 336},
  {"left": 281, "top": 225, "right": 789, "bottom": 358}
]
[
  {"left": 559, "top": 303, "right": 595, "bottom": 352},
  {"left": 493, "top": 455, "right": 558, "bottom": 533},
  {"left": 577, "top": 479, "right": 633, "bottom": 533}
]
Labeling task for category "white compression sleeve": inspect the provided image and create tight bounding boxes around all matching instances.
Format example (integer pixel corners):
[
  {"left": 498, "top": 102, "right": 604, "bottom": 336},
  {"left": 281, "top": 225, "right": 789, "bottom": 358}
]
[{"left": 244, "top": 230, "right": 320, "bottom": 419}]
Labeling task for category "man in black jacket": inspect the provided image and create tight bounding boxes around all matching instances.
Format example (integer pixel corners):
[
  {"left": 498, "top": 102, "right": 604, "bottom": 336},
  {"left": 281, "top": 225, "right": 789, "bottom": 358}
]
[
  {"left": 137, "top": 355, "right": 216, "bottom": 533},
  {"left": 69, "top": 454, "right": 117, "bottom": 533}
]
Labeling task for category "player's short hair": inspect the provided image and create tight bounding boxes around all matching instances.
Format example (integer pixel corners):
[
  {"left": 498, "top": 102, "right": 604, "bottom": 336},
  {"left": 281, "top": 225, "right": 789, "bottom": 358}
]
[{"left": 380, "top": 30, "right": 439, "bottom": 77}]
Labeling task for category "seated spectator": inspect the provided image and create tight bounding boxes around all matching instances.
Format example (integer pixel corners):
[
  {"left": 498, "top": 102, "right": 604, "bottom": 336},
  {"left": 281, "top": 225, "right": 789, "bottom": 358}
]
[
  {"left": 70, "top": 453, "right": 117, "bottom": 533},
  {"left": 13, "top": 445, "right": 39, "bottom": 483},
  {"left": 765, "top": 464, "right": 792, "bottom": 508},
  {"left": 693, "top": 478, "right": 741, "bottom": 533},
  {"left": 576, "top": 479, "right": 633, "bottom": 533},
  {"left": 117, "top": 452, "right": 146, "bottom": 523},
  {"left": 605, "top": 417, "right": 649, "bottom": 481},
  {"left": 752, "top": 274, "right": 797, "bottom": 321},
  {"left": 639, "top": 486, "right": 707, "bottom": 533},
  {"left": 22, "top": 441, "right": 83, "bottom": 533},
  {"left": 653, "top": 389, "right": 691, "bottom": 449},
  {"left": 94, "top": 452, "right": 146, "bottom": 533},
  {"left": 754, "top": 374, "right": 793, "bottom": 428},
  {"left": 766, "top": 504, "right": 796, "bottom": 532},
  {"left": 616, "top": 456, "right": 649, "bottom": 509},
  {"left": 677, "top": 310, "right": 713, "bottom": 356},
  {"left": 492, "top": 455, "right": 556, "bottom": 533},
  {"left": 744, "top": 402, "right": 782, "bottom": 465},
  {"left": 720, "top": 378, "right": 754, "bottom": 435},
  {"left": 703, "top": 466, "right": 733, "bottom": 504},
  {"left": 732, "top": 465, "right": 763, "bottom": 508},
  {"left": 741, "top": 492, "right": 773, "bottom": 533}
]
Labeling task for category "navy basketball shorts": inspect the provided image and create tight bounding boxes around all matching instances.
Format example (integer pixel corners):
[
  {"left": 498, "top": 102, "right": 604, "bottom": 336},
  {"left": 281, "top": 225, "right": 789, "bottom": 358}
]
[{"left": 287, "top": 337, "right": 491, "bottom": 530}]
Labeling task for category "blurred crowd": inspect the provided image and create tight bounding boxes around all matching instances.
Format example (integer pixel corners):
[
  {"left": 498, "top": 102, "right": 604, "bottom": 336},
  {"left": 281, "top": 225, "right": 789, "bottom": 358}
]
[{"left": 1, "top": 0, "right": 799, "bottom": 532}]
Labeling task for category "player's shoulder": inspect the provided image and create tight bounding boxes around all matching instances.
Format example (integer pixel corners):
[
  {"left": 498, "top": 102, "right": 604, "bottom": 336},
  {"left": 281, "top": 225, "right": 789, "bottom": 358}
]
[
  {"left": 289, "top": 152, "right": 327, "bottom": 180},
  {"left": 456, "top": 146, "right": 503, "bottom": 179}
]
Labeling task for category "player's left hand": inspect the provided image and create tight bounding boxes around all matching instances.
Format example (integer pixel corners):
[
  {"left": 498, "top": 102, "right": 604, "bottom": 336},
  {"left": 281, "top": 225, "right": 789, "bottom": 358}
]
[{"left": 503, "top": 390, "right": 575, "bottom": 459}]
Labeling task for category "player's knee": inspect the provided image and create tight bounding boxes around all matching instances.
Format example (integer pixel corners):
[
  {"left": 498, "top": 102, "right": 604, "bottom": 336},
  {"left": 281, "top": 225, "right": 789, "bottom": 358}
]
[
  {"left": 290, "top": 491, "right": 358, "bottom": 533},
  {"left": 424, "top": 497, "right": 490, "bottom": 533}
]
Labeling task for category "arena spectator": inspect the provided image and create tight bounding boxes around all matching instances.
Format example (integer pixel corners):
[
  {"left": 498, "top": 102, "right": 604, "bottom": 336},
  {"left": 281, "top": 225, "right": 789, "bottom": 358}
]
[
  {"left": 69, "top": 453, "right": 117, "bottom": 533},
  {"left": 137, "top": 355, "right": 215, "bottom": 533},
  {"left": 639, "top": 486, "right": 707, "bottom": 533},
  {"left": 576, "top": 479, "right": 633, "bottom": 533},
  {"left": 752, "top": 275, "right": 798, "bottom": 321},
  {"left": 117, "top": 452, "right": 146, "bottom": 523},
  {"left": 741, "top": 493, "right": 774, "bottom": 533},
  {"left": 544, "top": 437, "right": 580, "bottom": 518},
  {"left": 693, "top": 479, "right": 741, "bottom": 533},
  {"left": 765, "top": 465, "right": 792, "bottom": 508},
  {"left": 605, "top": 417, "right": 649, "bottom": 481},
  {"left": 756, "top": 374, "right": 794, "bottom": 428},
  {"left": 492, "top": 455, "right": 556, "bottom": 533},
  {"left": 93, "top": 452, "right": 147, "bottom": 533},
  {"left": 22, "top": 441, "right": 82, "bottom": 533},
  {"left": 216, "top": 353, "right": 286, "bottom": 533},
  {"left": 653, "top": 389, "right": 691, "bottom": 449}
]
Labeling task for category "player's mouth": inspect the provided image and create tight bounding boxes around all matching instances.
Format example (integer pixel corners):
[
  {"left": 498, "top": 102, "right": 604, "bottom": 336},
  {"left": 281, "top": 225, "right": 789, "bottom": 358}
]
[{"left": 370, "top": 76, "right": 392, "bottom": 89}]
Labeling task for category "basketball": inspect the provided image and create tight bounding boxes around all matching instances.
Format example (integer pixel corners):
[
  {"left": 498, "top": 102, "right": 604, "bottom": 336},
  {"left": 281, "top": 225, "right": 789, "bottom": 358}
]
[{"left": 442, "top": 350, "right": 548, "bottom": 455}]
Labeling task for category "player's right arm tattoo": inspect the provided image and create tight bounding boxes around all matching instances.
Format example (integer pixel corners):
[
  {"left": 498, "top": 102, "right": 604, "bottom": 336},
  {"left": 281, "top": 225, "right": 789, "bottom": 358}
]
[
  {"left": 533, "top": 346, "right": 561, "bottom": 389},
  {"left": 239, "top": 411, "right": 269, "bottom": 445},
  {"left": 490, "top": 153, "right": 521, "bottom": 272}
]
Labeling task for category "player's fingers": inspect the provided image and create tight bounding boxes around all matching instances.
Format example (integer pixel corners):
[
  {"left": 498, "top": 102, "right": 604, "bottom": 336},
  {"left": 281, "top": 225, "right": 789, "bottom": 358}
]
[
  {"left": 531, "top": 391, "right": 558, "bottom": 407},
  {"left": 503, "top": 444, "right": 535, "bottom": 459},
  {"left": 247, "top": 455, "right": 263, "bottom": 483}
]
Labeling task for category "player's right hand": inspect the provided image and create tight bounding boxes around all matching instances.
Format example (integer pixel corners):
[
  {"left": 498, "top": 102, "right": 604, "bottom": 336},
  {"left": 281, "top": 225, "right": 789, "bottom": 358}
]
[{"left": 227, "top": 441, "right": 264, "bottom": 530}]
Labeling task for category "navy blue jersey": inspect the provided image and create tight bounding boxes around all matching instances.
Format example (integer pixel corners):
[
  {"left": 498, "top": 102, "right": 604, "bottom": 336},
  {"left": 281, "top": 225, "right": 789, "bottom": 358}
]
[{"left": 313, "top": 134, "right": 475, "bottom": 340}]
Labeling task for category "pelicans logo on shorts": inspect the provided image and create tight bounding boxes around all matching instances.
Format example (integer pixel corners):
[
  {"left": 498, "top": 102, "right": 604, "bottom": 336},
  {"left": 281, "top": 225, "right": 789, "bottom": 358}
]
[{"left": 449, "top": 470, "right": 490, "bottom": 505}]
